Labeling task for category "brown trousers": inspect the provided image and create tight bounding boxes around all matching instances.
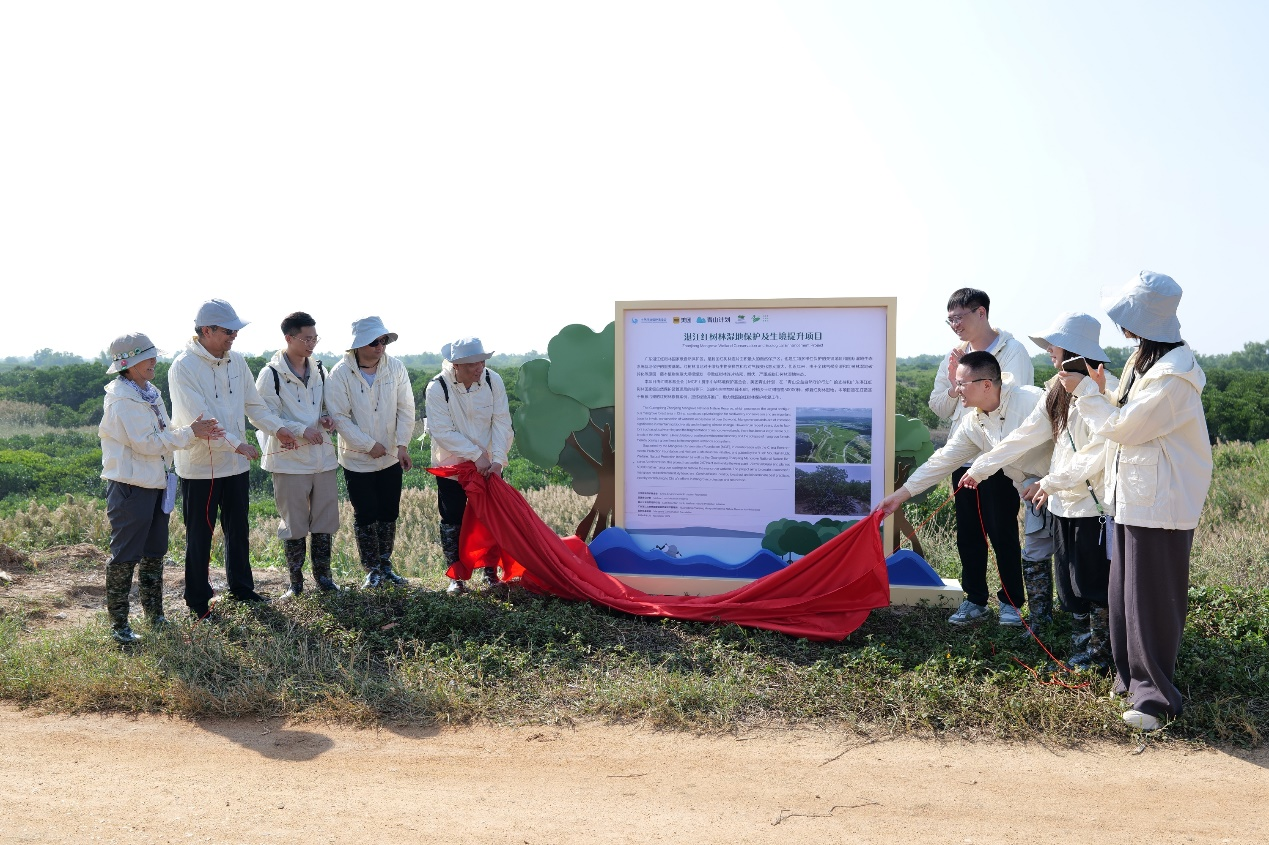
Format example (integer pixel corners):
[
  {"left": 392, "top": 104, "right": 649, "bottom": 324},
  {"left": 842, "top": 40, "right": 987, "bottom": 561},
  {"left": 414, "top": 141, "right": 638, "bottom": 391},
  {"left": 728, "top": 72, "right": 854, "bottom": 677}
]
[{"left": 1110, "top": 522, "right": 1193, "bottom": 718}]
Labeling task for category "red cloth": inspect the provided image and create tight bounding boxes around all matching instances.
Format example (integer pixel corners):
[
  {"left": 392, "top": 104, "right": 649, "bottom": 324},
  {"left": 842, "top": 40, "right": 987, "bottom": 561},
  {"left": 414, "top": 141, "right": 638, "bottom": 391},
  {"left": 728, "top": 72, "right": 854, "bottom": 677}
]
[{"left": 429, "top": 463, "right": 890, "bottom": 641}]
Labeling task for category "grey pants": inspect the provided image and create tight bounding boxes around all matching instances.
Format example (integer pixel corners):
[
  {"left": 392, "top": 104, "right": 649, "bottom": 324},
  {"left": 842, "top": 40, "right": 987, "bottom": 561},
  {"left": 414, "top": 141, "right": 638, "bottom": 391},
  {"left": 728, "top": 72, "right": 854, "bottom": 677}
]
[{"left": 1110, "top": 522, "right": 1193, "bottom": 718}]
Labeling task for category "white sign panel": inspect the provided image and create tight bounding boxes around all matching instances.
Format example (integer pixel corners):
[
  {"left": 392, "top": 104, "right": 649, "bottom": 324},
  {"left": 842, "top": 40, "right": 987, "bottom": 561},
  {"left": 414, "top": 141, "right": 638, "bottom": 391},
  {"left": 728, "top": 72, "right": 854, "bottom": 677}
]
[{"left": 617, "top": 300, "right": 895, "bottom": 562}]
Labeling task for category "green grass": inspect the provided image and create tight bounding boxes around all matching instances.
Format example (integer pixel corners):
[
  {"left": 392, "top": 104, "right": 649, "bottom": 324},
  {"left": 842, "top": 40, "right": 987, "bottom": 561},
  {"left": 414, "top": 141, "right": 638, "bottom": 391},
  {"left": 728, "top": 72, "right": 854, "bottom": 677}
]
[{"left": 0, "top": 443, "right": 1266, "bottom": 747}]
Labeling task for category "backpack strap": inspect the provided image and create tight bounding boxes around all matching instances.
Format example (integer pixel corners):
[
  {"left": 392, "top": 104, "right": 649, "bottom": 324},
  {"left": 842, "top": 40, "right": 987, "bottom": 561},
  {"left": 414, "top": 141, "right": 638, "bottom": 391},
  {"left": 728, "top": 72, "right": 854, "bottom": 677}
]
[
  {"left": 431, "top": 374, "right": 450, "bottom": 402},
  {"left": 267, "top": 364, "right": 281, "bottom": 396}
]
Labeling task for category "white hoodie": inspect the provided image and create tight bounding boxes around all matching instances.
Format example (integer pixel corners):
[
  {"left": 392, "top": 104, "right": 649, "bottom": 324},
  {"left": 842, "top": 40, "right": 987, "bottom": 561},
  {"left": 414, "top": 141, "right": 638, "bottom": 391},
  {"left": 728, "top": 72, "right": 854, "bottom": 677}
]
[
  {"left": 928, "top": 329, "right": 1035, "bottom": 441},
  {"left": 904, "top": 379, "right": 1050, "bottom": 498},
  {"left": 1072, "top": 345, "right": 1212, "bottom": 530},
  {"left": 424, "top": 361, "right": 513, "bottom": 467},
  {"left": 99, "top": 378, "right": 196, "bottom": 489},
  {"left": 326, "top": 352, "right": 416, "bottom": 473},
  {"left": 966, "top": 372, "right": 1121, "bottom": 519},
  {"left": 254, "top": 350, "right": 338, "bottom": 475},
  {"left": 168, "top": 338, "right": 291, "bottom": 479}
]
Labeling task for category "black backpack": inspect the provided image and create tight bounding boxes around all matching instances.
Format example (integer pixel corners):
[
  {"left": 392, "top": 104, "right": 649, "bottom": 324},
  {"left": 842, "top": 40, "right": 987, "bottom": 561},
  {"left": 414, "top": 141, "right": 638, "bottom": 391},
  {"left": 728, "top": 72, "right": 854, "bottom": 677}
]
[{"left": 430, "top": 370, "right": 491, "bottom": 402}]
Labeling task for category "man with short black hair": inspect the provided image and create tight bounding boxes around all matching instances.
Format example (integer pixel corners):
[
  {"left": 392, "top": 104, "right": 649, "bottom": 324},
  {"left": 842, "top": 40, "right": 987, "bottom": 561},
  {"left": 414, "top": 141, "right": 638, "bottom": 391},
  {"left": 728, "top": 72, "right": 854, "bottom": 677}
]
[
  {"left": 885, "top": 351, "right": 1048, "bottom": 625},
  {"left": 256, "top": 312, "right": 340, "bottom": 597},
  {"left": 170, "top": 299, "right": 298, "bottom": 618}
]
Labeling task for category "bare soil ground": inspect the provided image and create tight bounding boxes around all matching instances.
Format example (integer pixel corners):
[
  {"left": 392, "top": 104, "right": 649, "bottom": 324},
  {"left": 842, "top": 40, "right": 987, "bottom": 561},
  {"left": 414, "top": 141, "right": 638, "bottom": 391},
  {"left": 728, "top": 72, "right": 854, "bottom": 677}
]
[{"left": 2, "top": 546, "right": 1268, "bottom": 844}]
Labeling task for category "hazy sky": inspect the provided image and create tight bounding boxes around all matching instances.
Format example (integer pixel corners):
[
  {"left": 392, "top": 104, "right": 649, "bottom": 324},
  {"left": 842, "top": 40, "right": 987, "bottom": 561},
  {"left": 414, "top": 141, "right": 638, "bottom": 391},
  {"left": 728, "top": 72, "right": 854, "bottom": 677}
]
[{"left": 2, "top": 2, "right": 1264, "bottom": 361}]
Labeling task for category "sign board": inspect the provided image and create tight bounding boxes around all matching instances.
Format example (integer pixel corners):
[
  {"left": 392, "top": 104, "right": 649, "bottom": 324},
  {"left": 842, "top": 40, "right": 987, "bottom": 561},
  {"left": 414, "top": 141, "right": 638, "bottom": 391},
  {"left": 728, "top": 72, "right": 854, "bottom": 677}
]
[{"left": 615, "top": 298, "right": 897, "bottom": 563}]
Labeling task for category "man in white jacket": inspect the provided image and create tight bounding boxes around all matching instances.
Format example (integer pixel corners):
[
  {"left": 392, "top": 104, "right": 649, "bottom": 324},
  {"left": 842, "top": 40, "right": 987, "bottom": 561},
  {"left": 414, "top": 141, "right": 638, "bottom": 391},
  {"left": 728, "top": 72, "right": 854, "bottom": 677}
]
[
  {"left": 926, "top": 289, "right": 1036, "bottom": 623},
  {"left": 882, "top": 351, "right": 1049, "bottom": 625},
  {"left": 170, "top": 299, "right": 297, "bottom": 619},
  {"left": 424, "top": 337, "right": 513, "bottom": 595},
  {"left": 326, "top": 316, "right": 416, "bottom": 589},
  {"left": 256, "top": 311, "right": 340, "bottom": 597}
]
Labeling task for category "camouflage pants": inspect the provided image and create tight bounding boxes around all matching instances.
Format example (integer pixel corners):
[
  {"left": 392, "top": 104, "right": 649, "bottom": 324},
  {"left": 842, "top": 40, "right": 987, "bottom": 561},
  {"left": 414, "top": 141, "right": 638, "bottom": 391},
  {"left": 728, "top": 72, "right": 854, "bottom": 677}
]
[{"left": 106, "top": 556, "right": 164, "bottom": 629}]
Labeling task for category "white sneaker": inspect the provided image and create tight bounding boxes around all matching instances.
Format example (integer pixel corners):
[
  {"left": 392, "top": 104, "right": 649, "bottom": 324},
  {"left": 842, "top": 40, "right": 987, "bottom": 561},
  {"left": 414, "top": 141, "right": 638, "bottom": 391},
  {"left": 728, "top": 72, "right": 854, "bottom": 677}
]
[
  {"left": 1122, "top": 709, "right": 1162, "bottom": 731},
  {"left": 998, "top": 603, "right": 1023, "bottom": 627},
  {"left": 948, "top": 600, "right": 989, "bottom": 625},
  {"left": 446, "top": 579, "right": 468, "bottom": 596}
]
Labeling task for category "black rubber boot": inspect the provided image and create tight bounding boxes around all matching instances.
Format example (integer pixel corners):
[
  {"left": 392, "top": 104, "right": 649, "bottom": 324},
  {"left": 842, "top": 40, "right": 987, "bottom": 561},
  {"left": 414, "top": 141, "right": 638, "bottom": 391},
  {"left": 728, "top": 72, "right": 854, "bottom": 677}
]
[
  {"left": 138, "top": 556, "right": 167, "bottom": 625},
  {"left": 440, "top": 523, "right": 465, "bottom": 595},
  {"left": 310, "top": 533, "right": 339, "bottom": 592},
  {"left": 280, "top": 538, "right": 306, "bottom": 600},
  {"left": 356, "top": 520, "right": 383, "bottom": 588},
  {"left": 1021, "top": 557, "right": 1053, "bottom": 637},
  {"left": 479, "top": 565, "right": 499, "bottom": 589},
  {"left": 377, "top": 521, "right": 407, "bottom": 586},
  {"left": 1069, "top": 605, "right": 1112, "bottom": 672}
]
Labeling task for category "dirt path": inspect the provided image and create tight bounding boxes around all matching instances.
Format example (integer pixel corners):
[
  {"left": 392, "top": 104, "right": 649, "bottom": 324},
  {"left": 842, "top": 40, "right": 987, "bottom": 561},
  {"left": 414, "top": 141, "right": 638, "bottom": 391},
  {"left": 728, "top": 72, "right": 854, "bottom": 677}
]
[{"left": 2, "top": 708, "right": 1265, "bottom": 844}]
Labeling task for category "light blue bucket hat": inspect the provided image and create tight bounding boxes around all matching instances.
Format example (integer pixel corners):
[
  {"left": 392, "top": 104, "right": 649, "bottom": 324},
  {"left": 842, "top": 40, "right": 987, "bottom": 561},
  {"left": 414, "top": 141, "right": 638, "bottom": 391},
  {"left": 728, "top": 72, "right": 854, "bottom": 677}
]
[
  {"left": 1104, "top": 271, "right": 1183, "bottom": 343},
  {"left": 349, "top": 316, "right": 398, "bottom": 349},
  {"left": 1028, "top": 312, "right": 1110, "bottom": 363},
  {"left": 441, "top": 337, "right": 494, "bottom": 364}
]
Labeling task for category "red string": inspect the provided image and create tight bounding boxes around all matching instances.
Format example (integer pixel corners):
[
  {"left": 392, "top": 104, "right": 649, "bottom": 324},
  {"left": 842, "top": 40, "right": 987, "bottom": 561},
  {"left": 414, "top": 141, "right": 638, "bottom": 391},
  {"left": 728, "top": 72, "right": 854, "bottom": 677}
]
[{"left": 896, "top": 487, "right": 1091, "bottom": 689}]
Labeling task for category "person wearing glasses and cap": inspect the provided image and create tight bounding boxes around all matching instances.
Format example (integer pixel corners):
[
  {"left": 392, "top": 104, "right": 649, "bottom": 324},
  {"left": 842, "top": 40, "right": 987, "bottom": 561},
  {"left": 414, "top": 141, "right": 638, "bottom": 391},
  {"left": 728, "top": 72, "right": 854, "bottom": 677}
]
[
  {"left": 326, "top": 316, "right": 416, "bottom": 589},
  {"left": 878, "top": 351, "right": 1049, "bottom": 626},
  {"left": 1057, "top": 272, "right": 1212, "bottom": 732},
  {"left": 169, "top": 300, "right": 298, "bottom": 619},
  {"left": 99, "top": 332, "right": 224, "bottom": 643},
  {"left": 255, "top": 311, "right": 340, "bottom": 598},
  {"left": 927, "top": 288, "right": 1036, "bottom": 626},
  {"left": 959, "top": 313, "right": 1121, "bottom": 667},
  {"left": 424, "top": 337, "right": 513, "bottom": 595}
]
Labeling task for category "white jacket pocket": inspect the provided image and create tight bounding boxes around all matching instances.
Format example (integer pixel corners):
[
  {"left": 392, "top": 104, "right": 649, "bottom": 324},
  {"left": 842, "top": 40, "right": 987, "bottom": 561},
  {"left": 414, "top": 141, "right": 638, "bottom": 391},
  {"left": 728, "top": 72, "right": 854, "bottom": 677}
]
[{"left": 1117, "top": 445, "right": 1161, "bottom": 507}]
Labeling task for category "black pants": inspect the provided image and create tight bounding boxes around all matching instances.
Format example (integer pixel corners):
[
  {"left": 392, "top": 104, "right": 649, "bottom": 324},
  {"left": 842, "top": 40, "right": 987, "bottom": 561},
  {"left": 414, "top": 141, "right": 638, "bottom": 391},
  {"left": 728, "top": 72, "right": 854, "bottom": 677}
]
[
  {"left": 1053, "top": 513, "right": 1110, "bottom": 612},
  {"left": 181, "top": 471, "right": 252, "bottom": 611},
  {"left": 344, "top": 463, "right": 404, "bottom": 523},
  {"left": 436, "top": 475, "right": 467, "bottom": 527},
  {"left": 952, "top": 466, "right": 1024, "bottom": 608}
]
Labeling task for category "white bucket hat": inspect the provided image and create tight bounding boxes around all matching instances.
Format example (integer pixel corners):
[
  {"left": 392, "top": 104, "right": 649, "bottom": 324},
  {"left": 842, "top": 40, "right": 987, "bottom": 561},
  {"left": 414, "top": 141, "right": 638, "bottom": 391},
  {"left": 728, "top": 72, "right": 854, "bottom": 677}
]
[
  {"left": 349, "top": 316, "right": 398, "bottom": 349},
  {"left": 194, "top": 299, "right": 249, "bottom": 332},
  {"left": 1104, "top": 271, "right": 1183, "bottom": 343},
  {"left": 441, "top": 337, "right": 493, "bottom": 364},
  {"left": 1028, "top": 312, "right": 1110, "bottom": 363},
  {"left": 106, "top": 332, "right": 159, "bottom": 374}
]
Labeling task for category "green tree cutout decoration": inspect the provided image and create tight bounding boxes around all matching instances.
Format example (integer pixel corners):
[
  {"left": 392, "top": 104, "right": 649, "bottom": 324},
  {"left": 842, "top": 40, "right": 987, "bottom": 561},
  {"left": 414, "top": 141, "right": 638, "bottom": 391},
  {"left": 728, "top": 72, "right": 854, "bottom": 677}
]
[
  {"left": 892, "top": 413, "right": 936, "bottom": 557},
  {"left": 514, "top": 323, "right": 616, "bottom": 541}
]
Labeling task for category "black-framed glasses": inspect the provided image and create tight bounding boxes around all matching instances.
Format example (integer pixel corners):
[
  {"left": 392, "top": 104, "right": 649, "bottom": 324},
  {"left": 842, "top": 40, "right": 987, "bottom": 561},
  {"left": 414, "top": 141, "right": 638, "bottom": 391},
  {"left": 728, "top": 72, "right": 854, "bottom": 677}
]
[
  {"left": 367, "top": 336, "right": 390, "bottom": 348},
  {"left": 211, "top": 326, "right": 239, "bottom": 336},
  {"left": 945, "top": 309, "right": 979, "bottom": 327},
  {"left": 954, "top": 377, "right": 995, "bottom": 388}
]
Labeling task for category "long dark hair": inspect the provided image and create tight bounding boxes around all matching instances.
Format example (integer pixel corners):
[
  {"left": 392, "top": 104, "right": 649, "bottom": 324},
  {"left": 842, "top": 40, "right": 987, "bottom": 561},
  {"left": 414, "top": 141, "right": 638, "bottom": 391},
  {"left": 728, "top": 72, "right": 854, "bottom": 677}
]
[
  {"left": 1045, "top": 349, "right": 1108, "bottom": 439},
  {"left": 1132, "top": 338, "right": 1185, "bottom": 376}
]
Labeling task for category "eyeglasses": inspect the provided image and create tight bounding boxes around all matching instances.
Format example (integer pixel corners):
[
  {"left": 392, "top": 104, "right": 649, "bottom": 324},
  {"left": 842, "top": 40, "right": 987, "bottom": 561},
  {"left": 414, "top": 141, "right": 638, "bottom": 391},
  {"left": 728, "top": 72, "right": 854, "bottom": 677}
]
[
  {"left": 946, "top": 309, "right": 979, "bottom": 327},
  {"left": 954, "top": 377, "right": 995, "bottom": 388},
  {"left": 290, "top": 334, "right": 320, "bottom": 345},
  {"left": 211, "top": 326, "right": 239, "bottom": 337},
  {"left": 367, "top": 336, "right": 390, "bottom": 348}
]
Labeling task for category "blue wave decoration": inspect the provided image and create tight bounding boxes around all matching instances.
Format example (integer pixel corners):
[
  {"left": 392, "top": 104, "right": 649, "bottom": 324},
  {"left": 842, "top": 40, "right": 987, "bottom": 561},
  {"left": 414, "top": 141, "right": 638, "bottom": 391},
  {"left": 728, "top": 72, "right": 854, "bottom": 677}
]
[
  {"left": 885, "top": 549, "right": 945, "bottom": 587},
  {"left": 590, "top": 527, "right": 788, "bottom": 579}
]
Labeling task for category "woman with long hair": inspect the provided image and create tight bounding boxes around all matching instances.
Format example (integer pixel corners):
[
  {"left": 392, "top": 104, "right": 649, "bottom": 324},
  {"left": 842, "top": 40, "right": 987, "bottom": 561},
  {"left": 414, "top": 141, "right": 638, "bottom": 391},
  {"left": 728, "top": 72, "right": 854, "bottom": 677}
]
[
  {"left": 1058, "top": 272, "right": 1213, "bottom": 731},
  {"left": 961, "top": 313, "right": 1118, "bottom": 668}
]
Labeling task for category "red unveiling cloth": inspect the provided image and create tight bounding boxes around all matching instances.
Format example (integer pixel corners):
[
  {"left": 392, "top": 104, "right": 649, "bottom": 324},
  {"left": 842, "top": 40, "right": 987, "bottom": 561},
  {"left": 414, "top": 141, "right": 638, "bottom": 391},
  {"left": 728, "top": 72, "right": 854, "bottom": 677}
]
[{"left": 429, "top": 463, "right": 890, "bottom": 641}]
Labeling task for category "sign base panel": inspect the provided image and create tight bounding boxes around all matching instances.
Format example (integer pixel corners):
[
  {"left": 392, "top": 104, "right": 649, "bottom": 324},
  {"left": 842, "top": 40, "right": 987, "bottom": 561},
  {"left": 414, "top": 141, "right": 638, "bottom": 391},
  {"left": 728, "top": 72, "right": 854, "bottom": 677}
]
[{"left": 888, "top": 579, "right": 963, "bottom": 608}]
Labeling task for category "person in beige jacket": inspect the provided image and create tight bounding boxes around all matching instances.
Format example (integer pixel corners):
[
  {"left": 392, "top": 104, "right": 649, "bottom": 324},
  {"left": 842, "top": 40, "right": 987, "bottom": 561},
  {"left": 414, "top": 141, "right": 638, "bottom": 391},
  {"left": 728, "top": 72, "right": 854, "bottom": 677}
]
[
  {"left": 326, "top": 316, "right": 416, "bottom": 589},
  {"left": 880, "top": 351, "right": 1049, "bottom": 627},
  {"left": 1057, "top": 272, "right": 1212, "bottom": 732},
  {"left": 965, "top": 312, "right": 1121, "bottom": 666},
  {"left": 100, "top": 332, "right": 222, "bottom": 642},
  {"left": 424, "top": 337, "right": 513, "bottom": 595},
  {"left": 256, "top": 311, "right": 340, "bottom": 597},
  {"left": 169, "top": 300, "right": 297, "bottom": 619}
]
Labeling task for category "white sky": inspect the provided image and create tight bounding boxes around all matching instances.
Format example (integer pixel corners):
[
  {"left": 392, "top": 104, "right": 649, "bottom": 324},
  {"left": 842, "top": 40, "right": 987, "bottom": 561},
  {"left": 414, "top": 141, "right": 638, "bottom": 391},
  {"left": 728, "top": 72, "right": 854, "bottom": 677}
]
[{"left": 2, "top": 1, "right": 1265, "bottom": 361}]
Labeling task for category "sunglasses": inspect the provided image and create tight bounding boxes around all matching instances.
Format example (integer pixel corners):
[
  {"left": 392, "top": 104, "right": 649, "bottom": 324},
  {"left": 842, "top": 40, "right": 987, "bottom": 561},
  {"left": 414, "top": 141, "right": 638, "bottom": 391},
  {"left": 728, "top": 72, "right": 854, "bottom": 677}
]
[
  {"left": 367, "top": 336, "right": 390, "bottom": 348},
  {"left": 211, "top": 326, "right": 239, "bottom": 337}
]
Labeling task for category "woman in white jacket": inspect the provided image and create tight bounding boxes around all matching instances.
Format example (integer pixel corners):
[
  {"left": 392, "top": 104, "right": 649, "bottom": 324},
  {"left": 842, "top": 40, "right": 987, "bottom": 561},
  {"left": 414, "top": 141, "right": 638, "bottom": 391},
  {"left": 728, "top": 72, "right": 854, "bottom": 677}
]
[
  {"left": 964, "top": 313, "right": 1119, "bottom": 668},
  {"left": 99, "top": 333, "right": 221, "bottom": 643},
  {"left": 1058, "top": 272, "right": 1213, "bottom": 732}
]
